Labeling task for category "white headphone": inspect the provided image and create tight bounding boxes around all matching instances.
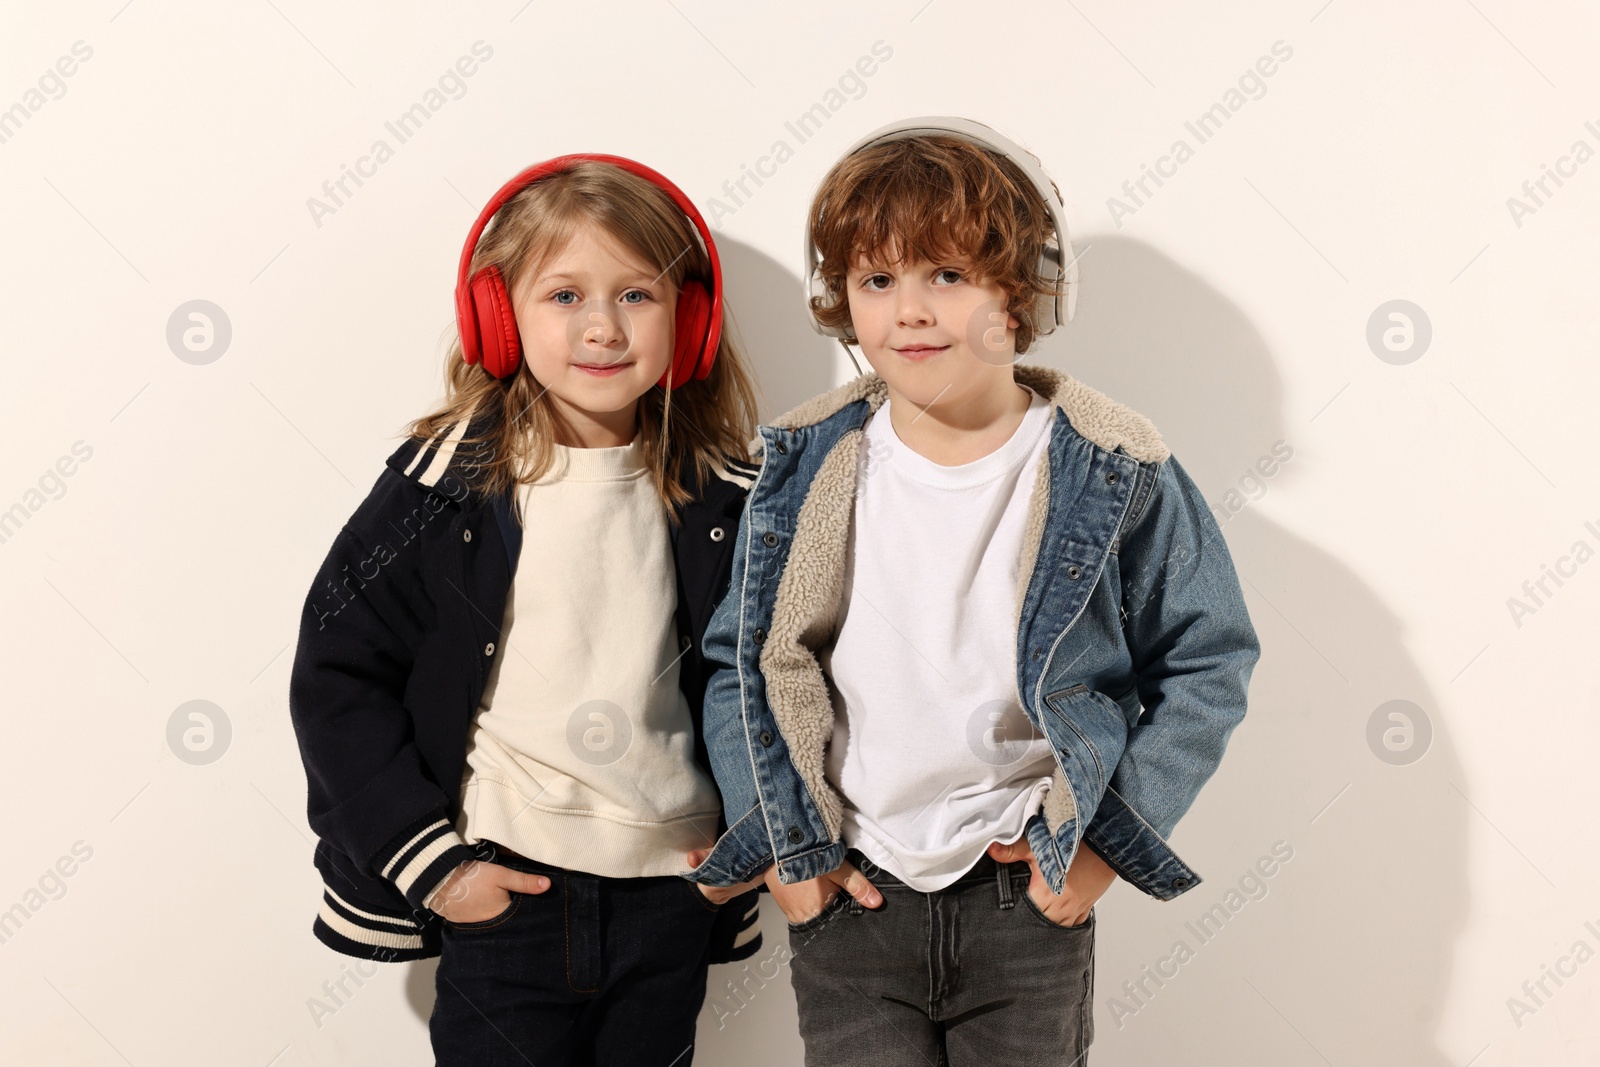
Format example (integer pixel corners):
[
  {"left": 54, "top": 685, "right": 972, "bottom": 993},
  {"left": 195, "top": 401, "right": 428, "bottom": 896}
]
[{"left": 802, "top": 115, "right": 1079, "bottom": 347}]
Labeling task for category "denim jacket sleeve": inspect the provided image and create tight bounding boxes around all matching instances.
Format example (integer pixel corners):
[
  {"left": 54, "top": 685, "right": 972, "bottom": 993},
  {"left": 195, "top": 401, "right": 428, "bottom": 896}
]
[
  {"left": 1095, "top": 452, "right": 1260, "bottom": 846},
  {"left": 691, "top": 506, "right": 780, "bottom": 885}
]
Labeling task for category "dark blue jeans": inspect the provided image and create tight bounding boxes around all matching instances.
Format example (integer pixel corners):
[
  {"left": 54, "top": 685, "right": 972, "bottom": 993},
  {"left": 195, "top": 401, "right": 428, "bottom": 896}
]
[
  {"left": 429, "top": 840, "right": 723, "bottom": 1066},
  {"left": 787, "top": 848, "right": 1096, "bottom": 1066}
]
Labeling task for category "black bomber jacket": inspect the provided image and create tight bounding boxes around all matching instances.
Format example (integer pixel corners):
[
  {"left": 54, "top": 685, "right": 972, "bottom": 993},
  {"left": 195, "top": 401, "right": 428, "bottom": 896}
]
[{"left": 287, "top": 411, "right": 763, "bottom": 963}]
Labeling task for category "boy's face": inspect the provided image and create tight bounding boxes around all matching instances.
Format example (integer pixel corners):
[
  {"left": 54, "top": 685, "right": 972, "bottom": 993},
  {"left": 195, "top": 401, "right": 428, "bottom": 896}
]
[
  {"left": 843, "top": 247, "right": 1021, "bottom": 410},
  {"left": 511, "top": 222, "right": 676, "bottom": 447}
]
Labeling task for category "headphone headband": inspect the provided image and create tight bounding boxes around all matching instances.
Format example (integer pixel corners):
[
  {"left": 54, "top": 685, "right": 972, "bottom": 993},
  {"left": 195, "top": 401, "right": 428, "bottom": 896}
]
[
  {"left": 455, "top": 153, "right": 723, "bottom": 383},
  {"left": 802, "top": 116, "right": 1078, "bottom": 342}
]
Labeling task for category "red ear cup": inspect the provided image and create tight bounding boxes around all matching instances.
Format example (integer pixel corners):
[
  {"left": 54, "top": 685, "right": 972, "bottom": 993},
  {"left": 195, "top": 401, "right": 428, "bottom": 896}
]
[
  {"left": 468, "top": 264, "right": 522, "bottom": 379},
  {"left": 660, "top": 280, "right": 713, "bottom": 389},
  {"left": 687, "top": 278, "right": 722, "bottom": 382}
]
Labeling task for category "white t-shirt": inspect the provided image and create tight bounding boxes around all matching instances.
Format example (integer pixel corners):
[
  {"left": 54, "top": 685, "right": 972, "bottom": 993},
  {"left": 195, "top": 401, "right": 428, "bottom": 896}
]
[{"left": 819, "top": 383, "right": 1060, "bottom": 891}]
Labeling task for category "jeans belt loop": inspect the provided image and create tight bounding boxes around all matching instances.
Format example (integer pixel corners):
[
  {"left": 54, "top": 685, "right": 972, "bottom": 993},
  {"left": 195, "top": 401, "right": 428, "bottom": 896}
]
[{"left": 997, "top": 860, "right": 1016, "bottom": 910}]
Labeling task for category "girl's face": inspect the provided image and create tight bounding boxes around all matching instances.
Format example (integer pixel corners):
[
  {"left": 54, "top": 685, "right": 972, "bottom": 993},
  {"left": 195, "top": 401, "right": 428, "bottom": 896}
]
[{"left": 512, "top": 222, "right": 676, "bottom": 448}]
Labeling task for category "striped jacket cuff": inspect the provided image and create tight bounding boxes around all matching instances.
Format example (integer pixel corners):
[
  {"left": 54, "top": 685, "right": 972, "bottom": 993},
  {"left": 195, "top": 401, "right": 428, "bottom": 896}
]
[
  {"left": 708, "top": 887, "right": 763, "bottom": 963},
  {"left": 728, "top": 892, "right": 762, "bottom": 957},
  {"left": 372, "top": 811, "right": 478, "bottom": 912}
]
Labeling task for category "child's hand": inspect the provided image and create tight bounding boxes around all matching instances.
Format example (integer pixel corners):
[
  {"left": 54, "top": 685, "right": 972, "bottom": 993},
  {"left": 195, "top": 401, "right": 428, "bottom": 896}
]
[
  {"left": 987, "top": 837, "right": 1115, "bottom": 927},
  {"left": 684, "top": 849, "right": 769, "bottom": 906},
  {"left": 424, "top": 859, "right": 551, "bottom": 923},
  {"left": 761, "top": 857, "right": 882, "bottom": 924}
]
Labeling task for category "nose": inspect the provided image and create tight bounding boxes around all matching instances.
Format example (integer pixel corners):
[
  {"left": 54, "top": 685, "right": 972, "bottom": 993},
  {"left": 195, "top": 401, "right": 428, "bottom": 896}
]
[
  {"left": 583, "top": 309, "right": 622, "bottom": 345},
  {"left": 895, "top": 281, "right": 933, "bottom": 328},
  {"left": 566, "top": 301, "right": 631, "bottom": 362}
]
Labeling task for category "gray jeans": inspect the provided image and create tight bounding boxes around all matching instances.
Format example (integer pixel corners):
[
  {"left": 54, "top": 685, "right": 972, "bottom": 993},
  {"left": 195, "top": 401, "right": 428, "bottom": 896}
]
[{"left": 786, "top": 848, "right": 1095, "bottom": 1067}]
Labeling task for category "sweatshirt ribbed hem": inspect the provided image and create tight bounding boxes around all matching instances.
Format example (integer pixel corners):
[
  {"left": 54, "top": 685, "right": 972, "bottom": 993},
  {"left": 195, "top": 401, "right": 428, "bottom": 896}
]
[{"left": 460, "top": 777, "right": 722, "bottom": 878}]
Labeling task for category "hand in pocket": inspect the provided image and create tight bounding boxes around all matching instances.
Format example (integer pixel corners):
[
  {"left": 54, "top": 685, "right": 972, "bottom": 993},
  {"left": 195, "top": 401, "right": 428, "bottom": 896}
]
[
  {"left": 426, "top": 859, "right": 552, "bottom": 923},
  {"left": 988, "top": 837, "right": 1111, "bottom": 928}
]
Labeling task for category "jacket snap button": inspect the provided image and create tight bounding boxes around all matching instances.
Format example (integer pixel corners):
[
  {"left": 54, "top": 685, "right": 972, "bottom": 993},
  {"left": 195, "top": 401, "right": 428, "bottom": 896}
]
[
  {"left": 709, "top": 526, "right": 725, "bottom": 542},
  {"left": 1172, "top": 877, "right": 1189, "bottom": 889},
  {"left": 484, "top": 642, "right": 495, "bottom": 656},
  {"left": 753, "top": 628, "right": 766, "bottom": 644},
  {"left": 1067, "top": 565, "right": 1082, "bottom": 579},
  {"left": 462, "top": 529, "right": 472, "bottom": 542},
  {"left": 762, "top": 532, "right": 779, "bottom": 547},
  {"left": 787, "top": 826, "right": 803, "bottom": 843},
  {"left": 680, "top": 634, "right": 691, "bottom": 651},
  {"left": 775, "top": 440, "right": 788, "bottom": 454},
  {"left": 759, "top": 730, "right": 773, "bottom": 746},
  {"left": 1105, "top": 472, "right": 1119, "bottom": 484}
]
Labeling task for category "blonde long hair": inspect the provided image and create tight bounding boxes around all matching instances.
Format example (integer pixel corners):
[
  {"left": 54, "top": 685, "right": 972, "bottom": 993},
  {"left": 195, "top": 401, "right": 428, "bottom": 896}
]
[{"left": 405, "top": 161, "right": 761, "bottom": 525}]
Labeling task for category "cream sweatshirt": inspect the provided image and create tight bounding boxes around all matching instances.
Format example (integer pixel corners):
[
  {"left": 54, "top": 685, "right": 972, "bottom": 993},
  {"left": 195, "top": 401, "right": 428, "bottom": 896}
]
[{"left": 426, "top": 434, "right": 723, "bottom": 903}]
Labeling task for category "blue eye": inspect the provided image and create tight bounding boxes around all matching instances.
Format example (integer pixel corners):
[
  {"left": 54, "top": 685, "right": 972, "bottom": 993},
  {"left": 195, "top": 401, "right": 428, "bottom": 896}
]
[
  {"left": 622, "top": 290, "right": 649, "bottom": 304},
  {"left": 553, "top": 290, "right": 578, "bottom": 305}
]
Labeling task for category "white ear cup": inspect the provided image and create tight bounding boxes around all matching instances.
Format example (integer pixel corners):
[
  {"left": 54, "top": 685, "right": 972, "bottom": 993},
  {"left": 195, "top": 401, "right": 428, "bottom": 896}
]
[{"left": 802, "top": 116, "right": 1077, "bottom": 342}]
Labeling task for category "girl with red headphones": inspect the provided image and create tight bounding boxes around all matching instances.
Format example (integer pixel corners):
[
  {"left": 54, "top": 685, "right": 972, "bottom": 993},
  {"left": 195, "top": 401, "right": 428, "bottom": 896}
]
[{"left": 287, "top": 155, "right": 769, "bottom": 1064}]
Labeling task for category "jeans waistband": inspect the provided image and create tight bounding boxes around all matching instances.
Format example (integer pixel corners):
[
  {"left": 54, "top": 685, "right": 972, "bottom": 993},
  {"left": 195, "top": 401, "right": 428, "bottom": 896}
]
[
  {"left": 473, "top": 839, "right": 574, "bottom": 878},
  {"left": 845, "top": 848, "right": 1029, "bottom": 893}
]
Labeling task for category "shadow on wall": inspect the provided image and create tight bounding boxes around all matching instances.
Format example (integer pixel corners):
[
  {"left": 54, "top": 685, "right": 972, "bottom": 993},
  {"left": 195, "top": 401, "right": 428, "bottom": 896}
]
[
  {"left": 1042, "top": 235, "right": 1467, "bottom": 1064},
  {"left": 396, "top": 234, "right": 1471, "bottom": 1067},
  {"left": 717, "top": 236, "right": 867, "bottom": 424}
]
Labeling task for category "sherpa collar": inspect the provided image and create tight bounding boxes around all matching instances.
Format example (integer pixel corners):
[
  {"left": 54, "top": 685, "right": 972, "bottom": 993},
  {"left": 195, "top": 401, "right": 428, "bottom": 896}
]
[{"left": 761, "top": 363, "right": 1170, "bottom": 466}]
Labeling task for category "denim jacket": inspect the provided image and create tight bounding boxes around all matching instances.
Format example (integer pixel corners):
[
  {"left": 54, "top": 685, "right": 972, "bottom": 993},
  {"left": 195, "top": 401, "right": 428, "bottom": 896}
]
[{"left": 685, "top": 364, "right": 1260, "bottom": 901}]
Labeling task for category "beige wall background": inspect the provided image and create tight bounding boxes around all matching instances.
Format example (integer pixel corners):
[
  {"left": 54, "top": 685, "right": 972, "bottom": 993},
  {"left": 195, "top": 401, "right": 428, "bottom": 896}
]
[{"left": 2, "top": 1, "right": 1597, "bottom": 1063}]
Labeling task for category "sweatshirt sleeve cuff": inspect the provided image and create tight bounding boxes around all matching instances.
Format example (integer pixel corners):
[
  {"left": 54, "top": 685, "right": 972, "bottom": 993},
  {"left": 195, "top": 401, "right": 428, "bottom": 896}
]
[{"left": 371, "top": 810, "right": 478, "bottom": 912}]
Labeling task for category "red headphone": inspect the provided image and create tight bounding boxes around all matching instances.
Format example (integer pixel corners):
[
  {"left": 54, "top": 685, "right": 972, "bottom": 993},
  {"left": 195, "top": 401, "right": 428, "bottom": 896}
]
[{"left": 455, "top": 153, "right": 723, "bottom": 388}]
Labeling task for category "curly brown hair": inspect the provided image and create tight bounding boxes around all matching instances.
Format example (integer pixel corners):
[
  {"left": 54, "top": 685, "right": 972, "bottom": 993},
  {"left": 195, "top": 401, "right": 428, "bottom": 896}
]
[
  {"left": 807, "top": 132, "right": 1064, "bottom": 355},
  {"left": 404, "top": 161, "right": 761, "bottom": 525}
]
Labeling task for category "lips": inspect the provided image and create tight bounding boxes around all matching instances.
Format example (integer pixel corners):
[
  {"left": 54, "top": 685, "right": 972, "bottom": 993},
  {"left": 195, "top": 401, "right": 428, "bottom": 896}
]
[
  {"left": 894, "top": 344, "right": 948, "bottom": 360},
  {"left": 573, "top": 361, "right": 632, "bottom": 376}
]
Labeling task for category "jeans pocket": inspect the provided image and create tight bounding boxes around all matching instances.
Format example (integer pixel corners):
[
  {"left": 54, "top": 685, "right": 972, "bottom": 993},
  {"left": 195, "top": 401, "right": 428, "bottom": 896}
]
[
  {"left": 786, "top": 890, "right": 848, "bottom": 936},
  {"left": 1019, "top": 882, "right": 1094, "bottom": 931},
  {"left": 685, "top": 878, "right": 724, "bottom": 913},
  {"left": 442, "top": 892, "right": 521, "bottom": 933}
]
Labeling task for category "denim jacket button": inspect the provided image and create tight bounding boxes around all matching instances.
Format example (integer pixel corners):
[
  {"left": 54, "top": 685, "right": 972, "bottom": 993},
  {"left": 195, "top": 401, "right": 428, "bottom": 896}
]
[
  {"left": 1066, "top": 565, "right": 1082, "bottom": 579},
  {"left": 762, "top": 532, "right": 779, "bottom": 547},
  {"left": 787, "top": 827, "right": 804, "bottom": 843},
  {"left": 1172, "top": 877, "right": 1190, "bottom": 889},
  {"left": 759, "top": 730, "right": 774, "bottom": 746},
  {"left": 774, "top": 440, "right": 788, "bottom": 454},
  {"left": 1105, "top": 472, "right": 1119, "bottom": 484},
  {"left": 754, "top": 628, "right": 766, "bottom": 644}
]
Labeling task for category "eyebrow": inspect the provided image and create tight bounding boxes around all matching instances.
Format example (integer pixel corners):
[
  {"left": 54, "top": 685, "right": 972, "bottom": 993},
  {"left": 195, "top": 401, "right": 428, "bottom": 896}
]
[{"left": 538, "top": 271, "right": 657, "bottom": 285}]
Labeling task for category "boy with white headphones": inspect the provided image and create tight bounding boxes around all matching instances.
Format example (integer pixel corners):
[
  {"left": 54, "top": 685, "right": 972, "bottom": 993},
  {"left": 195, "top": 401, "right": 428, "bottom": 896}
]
[{"left": 685, "top": 117, "right": 1260, "bottom": 1065}]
